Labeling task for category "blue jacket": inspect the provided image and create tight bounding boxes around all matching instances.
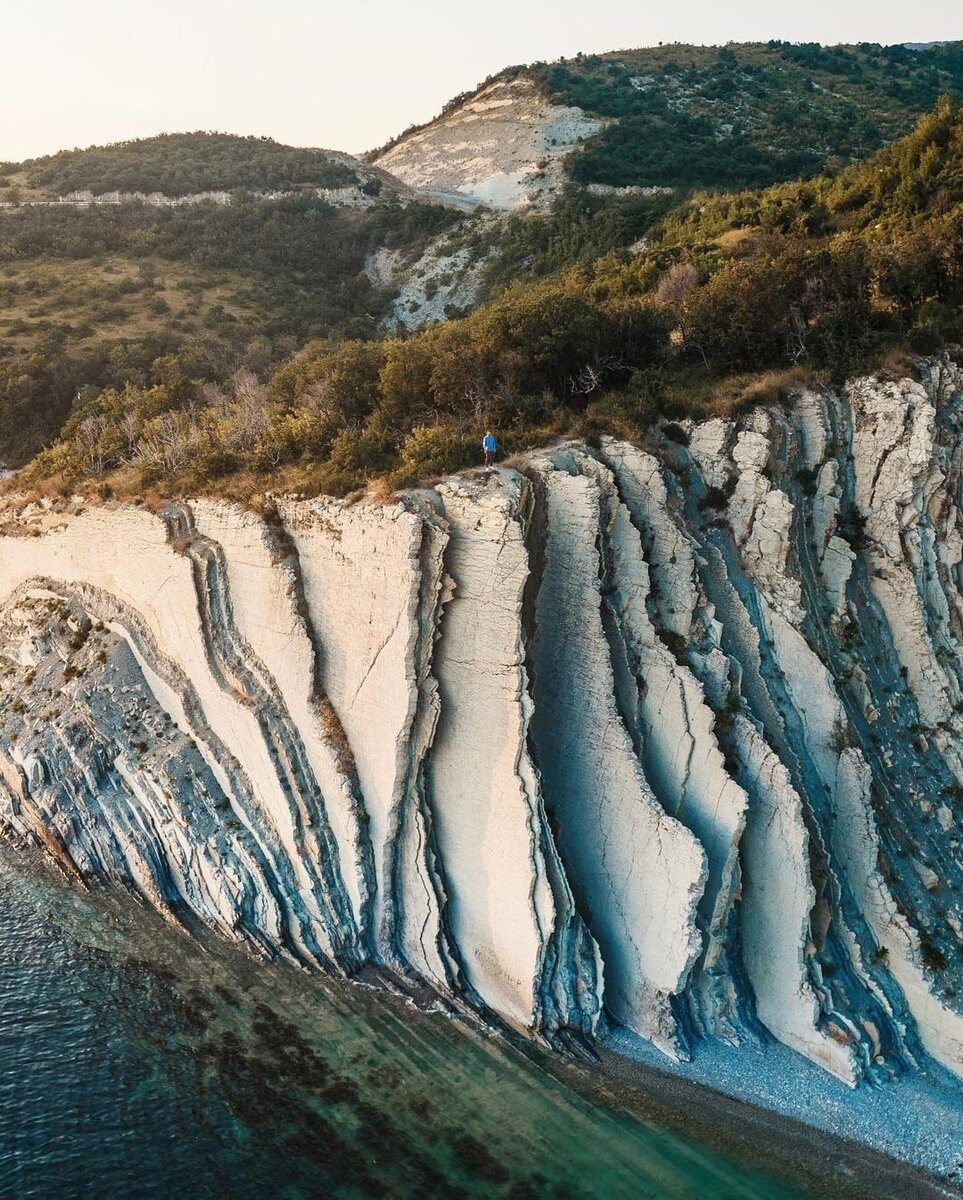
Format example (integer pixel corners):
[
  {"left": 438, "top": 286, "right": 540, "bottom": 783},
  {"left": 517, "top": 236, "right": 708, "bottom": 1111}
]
[{"left": 483, "top": 434, "right": 496, "bottom": 452}]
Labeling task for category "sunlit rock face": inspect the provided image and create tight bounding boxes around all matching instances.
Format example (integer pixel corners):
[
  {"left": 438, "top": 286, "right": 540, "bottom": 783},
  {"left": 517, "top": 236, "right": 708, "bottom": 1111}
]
[
  {"left": 372, "top": 77, "right": 601, "bottom": 211},
  {"left": 2, "top": 360, "right": 963, "bottom": 1091}
]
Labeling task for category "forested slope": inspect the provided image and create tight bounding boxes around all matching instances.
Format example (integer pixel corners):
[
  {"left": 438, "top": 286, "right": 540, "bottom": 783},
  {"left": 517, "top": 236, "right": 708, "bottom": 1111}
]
[
  {"left": 3, "top": 48, "right": 963, "bottom": 495},
  {"left": 15, "top": 100, "right": 963, "bottom": 499}
]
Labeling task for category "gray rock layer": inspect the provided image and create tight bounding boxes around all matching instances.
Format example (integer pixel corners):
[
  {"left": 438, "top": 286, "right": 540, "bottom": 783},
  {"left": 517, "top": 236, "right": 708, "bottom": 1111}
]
[{"left": 2, "top": 363, "right": 963, "bottom": 1092}]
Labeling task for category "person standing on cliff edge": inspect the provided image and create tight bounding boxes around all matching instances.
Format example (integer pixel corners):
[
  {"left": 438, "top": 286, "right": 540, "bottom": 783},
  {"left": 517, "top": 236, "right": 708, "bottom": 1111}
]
[{"left": 482, "top": 430, "right": 496, "bottom": 467}]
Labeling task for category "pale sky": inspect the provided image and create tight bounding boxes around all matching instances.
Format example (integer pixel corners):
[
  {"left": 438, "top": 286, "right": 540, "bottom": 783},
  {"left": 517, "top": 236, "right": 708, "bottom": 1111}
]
[{"left": 1, "top": 0, "right": 959, "bottom": 163}]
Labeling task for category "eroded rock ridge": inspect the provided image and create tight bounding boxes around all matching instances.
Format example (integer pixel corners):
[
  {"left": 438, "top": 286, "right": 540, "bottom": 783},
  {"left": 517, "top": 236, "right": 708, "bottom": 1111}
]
[{"left": 3, "top": 363, "right": 963, "bottom": 1092}]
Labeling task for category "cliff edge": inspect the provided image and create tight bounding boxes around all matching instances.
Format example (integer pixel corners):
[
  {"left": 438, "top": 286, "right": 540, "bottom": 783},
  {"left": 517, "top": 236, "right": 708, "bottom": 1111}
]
[{"left": 3, "top": 363, "right": 963, "bottom": 1166}]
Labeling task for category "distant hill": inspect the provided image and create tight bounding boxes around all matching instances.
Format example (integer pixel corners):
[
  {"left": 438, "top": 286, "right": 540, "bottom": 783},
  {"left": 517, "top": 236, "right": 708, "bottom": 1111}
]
[
  {"left": 373, "top": 40, "right": 963, "bottom": 203},
  {"left": 0, "top": 132, "right": 373, "bottom": 200}
]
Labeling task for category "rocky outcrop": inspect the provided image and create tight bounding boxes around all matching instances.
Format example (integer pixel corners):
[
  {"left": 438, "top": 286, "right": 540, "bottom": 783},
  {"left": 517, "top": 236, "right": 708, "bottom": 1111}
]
[
  {"left": 372, "top": 77, "right": 601, "bottom": 211},
  {"left": 365, "top": 218, "right": 497, "bottom": 331},
  {"left": 527, "top": 454, "right": 704, "bottom": 1054},
  {"left": 3, "top": 360, "right": 963, "bottom": 1111},
  {"left": 427, "top": 475, "right": 601, "bottom": 1040}
]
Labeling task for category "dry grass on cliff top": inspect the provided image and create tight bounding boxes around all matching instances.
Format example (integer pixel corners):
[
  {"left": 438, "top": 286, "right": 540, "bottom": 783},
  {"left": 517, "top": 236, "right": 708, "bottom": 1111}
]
[{"left": 0, "top": 365, "right": 827, "bottom": 509}]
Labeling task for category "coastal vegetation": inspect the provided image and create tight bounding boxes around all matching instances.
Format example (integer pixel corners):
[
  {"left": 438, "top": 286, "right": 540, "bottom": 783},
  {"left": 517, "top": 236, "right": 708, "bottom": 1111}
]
[
  {"left": 2, "top": 71, "right": 963, "bottom": 501},
  {"left": 0, "top": 180, "right": 461, "bottom": 464}
]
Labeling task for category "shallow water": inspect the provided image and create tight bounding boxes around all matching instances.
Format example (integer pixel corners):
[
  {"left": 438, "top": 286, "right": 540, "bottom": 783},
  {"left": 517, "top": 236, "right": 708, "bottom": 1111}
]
[{"left": 0, "top": 846, "right": 817, "bottom": 1199}]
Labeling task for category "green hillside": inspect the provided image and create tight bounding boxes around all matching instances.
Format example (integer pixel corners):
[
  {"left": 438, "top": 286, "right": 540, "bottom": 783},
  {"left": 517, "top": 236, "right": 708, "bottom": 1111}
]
[
  {"left": 4, "top": 46, "right": 963, "bottom": 495},
  {"left": 530, "top": 40, "right": 963, "bottom": 189},
  {"left": 17, "top": 99, "right": 963, "bottom": 501},
  {"left": 371, "top": 42, "right": 963, "bottom": 192},
  {"left": 0, "top": 132, "right": 361, "bottom": 200},
  {"left": 0, "top": 140, "right": 463, "bottom": 464}
]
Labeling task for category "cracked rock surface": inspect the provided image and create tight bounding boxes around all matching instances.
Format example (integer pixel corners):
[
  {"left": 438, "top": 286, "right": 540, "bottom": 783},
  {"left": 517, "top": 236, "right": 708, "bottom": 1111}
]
[{"left": 3, "top": 360, "right": 963, "bottom": 1135}]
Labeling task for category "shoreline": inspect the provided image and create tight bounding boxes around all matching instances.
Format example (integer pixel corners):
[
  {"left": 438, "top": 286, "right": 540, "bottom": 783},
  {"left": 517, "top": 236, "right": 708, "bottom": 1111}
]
[
  {"left": 586, "top": 1030, "right": 963, "bottom": 1197},
  {"left": 4, "top": 842, "right": 961, "bottom": 1197}
]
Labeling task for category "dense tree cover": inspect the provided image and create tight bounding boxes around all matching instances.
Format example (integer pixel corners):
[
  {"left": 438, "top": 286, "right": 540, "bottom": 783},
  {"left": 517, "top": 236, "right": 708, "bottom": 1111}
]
[
  {"left": 480, "top": 188, "right": 679, "bottom": 291},
  {"left": 773, "top": 40, "right": 963, "bottom": 94},
  {"left": 0, "top": 190, "right": 460, "bottom": 277},
  {"left": 528, "top": 41, "right": 963, "bottom": 189},
  {"left": 657, "top": 98, "right": 963, "bottom": 240},
  {"left": 23, "top": 270, "right": 669, "bottom": 494},
  {"left": 635, "top": 99, "right": 963, "bottom": 368},
  {"left": 12, "top": 102, "right": 963, "bottom": 499},
  {"left": 1, "top": 133, "right": 359, "bottom": 197},
  {"left": 0, "top": 332, "right": 232, "bottom": 466}
]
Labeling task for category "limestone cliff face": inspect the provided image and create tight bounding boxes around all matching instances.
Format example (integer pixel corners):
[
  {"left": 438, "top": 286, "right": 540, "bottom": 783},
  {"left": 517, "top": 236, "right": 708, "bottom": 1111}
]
[
  {"left": 372, "top": 77, "right": 600, "bottom": 211},
  {"left": 3, "top": 362, "right": 963, "bottom": 1092}
]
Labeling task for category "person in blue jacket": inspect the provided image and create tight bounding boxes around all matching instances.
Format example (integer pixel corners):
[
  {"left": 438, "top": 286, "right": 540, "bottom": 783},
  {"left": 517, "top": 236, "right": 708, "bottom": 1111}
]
[{"left": 482, "top": 429, "right": 496, "bottom": 467}]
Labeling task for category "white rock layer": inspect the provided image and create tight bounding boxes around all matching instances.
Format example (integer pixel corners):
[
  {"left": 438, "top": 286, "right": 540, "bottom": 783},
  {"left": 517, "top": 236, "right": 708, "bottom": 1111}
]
[{"left": 2, "top": 364, "right": 963, "bottom": 1111}]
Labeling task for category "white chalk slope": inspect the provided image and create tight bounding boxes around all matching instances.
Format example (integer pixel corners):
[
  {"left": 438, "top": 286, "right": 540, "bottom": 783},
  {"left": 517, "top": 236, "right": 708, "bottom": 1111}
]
[
  {"left": 2, "top": 363, "right": 963, "bottom": 1111},
  {"left": 373, "top": 77, "right": 600, "bottom": 211}
]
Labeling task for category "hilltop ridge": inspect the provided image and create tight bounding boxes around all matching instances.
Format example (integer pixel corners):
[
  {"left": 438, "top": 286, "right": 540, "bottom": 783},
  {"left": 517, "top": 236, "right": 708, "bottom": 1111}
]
[
  {"left": 371, "top": 39, "right": 963, "bottom": 206},
  {"left": 0, "top": 132, "right": 396, "bottom": 203}
]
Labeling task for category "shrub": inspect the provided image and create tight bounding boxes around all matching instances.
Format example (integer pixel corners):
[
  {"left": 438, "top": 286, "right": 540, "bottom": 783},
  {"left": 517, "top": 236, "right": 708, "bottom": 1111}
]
[{"left": 394, "top": 423, "right": 475, "bottom": 483}]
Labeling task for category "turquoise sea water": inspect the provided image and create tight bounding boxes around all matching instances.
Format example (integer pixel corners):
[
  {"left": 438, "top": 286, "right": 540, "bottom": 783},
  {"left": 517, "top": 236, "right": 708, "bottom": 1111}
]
[{"left": 0, "top": 846, "right": 836, "bottom": 1199}]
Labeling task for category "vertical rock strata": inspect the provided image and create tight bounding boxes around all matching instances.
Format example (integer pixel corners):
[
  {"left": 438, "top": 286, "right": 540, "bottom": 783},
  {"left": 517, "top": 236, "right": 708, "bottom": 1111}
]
[
  {"left": 427, "top": 474, "right": 601, "bottom": 1040},
  {"left": 572, "top": 447, "right": 749, "bottom": 1042},
  {"left": 272, "top": 495, "right": 454, "bottom": 985},
  {"left": 527, "top": 459, "right": 705, "bottom": 1052},
  {"left": 2, "top": 360, "right": 963, "bottom": 1095}
]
